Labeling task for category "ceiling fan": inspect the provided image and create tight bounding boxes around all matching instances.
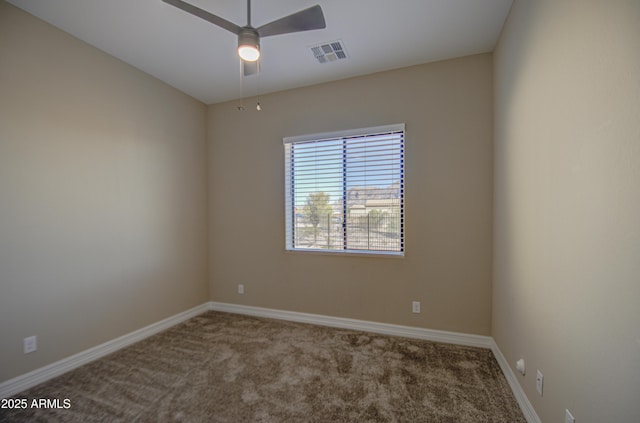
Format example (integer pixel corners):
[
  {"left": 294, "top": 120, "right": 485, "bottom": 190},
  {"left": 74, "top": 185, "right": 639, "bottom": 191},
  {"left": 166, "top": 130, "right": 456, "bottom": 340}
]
[{"left": 162, "top": 0, "right": 326, "bottom": 76}]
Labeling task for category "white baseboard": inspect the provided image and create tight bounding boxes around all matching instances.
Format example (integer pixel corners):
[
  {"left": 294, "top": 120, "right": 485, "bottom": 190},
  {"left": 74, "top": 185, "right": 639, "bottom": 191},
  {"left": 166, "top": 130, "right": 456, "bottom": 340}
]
[
  {"left": 208, "top": 301, "right": 493, "bottom": 349},
  {"left": 490, "top": 339, "right": 541, "bottom": 423},
  {"left": 0, "top": 302, "right": 210, "bottom": 399}
]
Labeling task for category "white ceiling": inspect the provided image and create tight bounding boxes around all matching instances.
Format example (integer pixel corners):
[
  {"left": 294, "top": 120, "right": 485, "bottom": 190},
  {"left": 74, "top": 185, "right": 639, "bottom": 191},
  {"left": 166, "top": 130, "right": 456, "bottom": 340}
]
[{"left": 7, "top": 0, "right": 513, "bottom": 104}]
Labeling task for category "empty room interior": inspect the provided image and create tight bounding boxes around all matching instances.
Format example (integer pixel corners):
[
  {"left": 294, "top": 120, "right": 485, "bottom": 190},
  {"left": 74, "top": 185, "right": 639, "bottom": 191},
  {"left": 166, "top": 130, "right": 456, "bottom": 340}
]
[{"left": 1, "top": 0, "right": 638, "bottom": 422}]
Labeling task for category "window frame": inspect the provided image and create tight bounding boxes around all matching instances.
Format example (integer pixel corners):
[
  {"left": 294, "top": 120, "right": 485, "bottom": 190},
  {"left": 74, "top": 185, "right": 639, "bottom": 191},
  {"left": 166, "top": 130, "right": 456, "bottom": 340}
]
[{"left": 283, "top": 123, "right": 405, "bottom": 257}]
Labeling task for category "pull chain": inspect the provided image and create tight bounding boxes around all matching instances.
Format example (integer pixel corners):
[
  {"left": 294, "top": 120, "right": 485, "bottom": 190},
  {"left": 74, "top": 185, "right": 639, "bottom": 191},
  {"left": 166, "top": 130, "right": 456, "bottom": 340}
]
[
  {"left": 256, "top": 61, "right": 262, "bottom": 111},
  {"left": 237, "top": 60, "right": 245, "bottom": 111}
]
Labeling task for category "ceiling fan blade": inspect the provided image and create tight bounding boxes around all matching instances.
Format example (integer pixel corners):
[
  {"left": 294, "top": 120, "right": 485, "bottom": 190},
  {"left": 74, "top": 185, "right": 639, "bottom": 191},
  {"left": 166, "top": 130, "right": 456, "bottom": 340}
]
[
  {"left": 243, "top": 60, "right": 258, "bottom": 76},
  {"left": 162, "top": 0, "right": 242, "bottom": 35},
  {"left": 257, "top": 5, "right": 326, "bottom": 38}
]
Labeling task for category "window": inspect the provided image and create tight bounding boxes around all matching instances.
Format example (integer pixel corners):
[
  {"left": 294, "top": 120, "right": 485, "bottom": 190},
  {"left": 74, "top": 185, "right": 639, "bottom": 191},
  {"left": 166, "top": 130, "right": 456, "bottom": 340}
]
[{"left": 284, "top": 124, "right": 404, "bottom": 255}]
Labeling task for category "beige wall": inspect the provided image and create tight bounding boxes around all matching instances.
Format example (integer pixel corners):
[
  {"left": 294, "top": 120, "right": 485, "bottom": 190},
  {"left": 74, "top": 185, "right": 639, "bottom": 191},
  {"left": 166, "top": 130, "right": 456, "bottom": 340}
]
[
  {"left": 208, "top": 54, "right": 494, "bottom": 335},
  {"left": 0, "top": 2, "right": 209, "bottom": 382},
  {"left": 493, "top": 1, "right": 640, "bottom": 422}
]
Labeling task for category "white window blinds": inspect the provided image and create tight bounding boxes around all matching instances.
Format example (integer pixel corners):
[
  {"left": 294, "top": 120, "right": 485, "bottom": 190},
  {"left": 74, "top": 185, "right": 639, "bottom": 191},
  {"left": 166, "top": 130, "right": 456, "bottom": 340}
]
[{"left": 284, "top": 124, "right": 404, "bottom": 255}]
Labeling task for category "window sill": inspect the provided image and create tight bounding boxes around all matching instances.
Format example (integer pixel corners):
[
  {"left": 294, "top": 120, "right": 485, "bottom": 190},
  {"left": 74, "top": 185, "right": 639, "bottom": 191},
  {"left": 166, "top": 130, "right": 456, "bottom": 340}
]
[{"left": 284, "top": 248, "right": 404, "bottom": 259}]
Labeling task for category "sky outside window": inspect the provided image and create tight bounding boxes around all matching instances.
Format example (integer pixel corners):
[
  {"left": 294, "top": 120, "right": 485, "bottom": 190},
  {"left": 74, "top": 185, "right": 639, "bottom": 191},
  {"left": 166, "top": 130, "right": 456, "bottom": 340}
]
[{"left": 291, "top": 133, "right": 403, "bottom": 212}]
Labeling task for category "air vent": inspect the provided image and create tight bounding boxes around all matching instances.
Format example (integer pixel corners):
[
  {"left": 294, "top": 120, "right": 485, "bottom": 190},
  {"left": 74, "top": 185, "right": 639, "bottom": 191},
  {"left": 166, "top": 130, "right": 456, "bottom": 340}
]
[{"left": 310, "top": 40, "right": 348, "bottom": 64}]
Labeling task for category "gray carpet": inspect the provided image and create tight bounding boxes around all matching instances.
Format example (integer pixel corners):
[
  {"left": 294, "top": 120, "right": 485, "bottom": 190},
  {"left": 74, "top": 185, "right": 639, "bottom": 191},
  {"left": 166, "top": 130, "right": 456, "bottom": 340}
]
[{"left": 1, "top": 311, "right": 525, "bottom": 422}]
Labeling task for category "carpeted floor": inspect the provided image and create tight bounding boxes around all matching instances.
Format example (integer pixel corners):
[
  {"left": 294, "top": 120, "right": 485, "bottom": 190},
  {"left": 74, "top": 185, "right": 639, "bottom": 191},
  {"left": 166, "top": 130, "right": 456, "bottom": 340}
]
[{"left": 1, "top": 311, "right": 525, "bottom": 422}]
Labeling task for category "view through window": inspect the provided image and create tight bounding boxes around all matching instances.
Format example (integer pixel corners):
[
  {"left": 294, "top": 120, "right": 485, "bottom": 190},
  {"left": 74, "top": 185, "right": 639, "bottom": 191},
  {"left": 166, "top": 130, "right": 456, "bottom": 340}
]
[{"left": 284, "top": 124, "right": 404, "bottom": 255}]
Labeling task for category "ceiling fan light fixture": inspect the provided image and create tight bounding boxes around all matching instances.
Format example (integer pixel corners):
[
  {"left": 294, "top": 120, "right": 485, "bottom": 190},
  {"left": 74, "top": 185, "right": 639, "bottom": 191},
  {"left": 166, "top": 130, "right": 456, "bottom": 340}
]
[{"left": 238, "top": 29, "right": 260, "bottom": 61}]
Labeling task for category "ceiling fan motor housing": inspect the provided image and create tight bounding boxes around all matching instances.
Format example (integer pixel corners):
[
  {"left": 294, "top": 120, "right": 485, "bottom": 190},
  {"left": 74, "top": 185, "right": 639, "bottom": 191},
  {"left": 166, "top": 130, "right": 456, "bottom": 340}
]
[{"left": 238, "top": 28, "right": 260, "bottom": 61}]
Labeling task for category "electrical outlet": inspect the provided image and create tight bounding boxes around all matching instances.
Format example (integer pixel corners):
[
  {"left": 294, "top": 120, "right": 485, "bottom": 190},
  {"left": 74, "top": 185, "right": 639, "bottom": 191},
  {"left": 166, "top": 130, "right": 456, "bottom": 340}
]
[
  {"left": 536, "top": 369, "right": 543, "bottom": 396},
  {"left": 238, "top": 284, "right": 245, "bottom": 294},
  {"left": 565, "top": 409, "right": 575, "bottom": 423},
  {"left": 412, "top": 301, "right": 421, "bottom": 313},
  {"left": 23, "top": 336, "right": 37, "bottom": 354}
]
